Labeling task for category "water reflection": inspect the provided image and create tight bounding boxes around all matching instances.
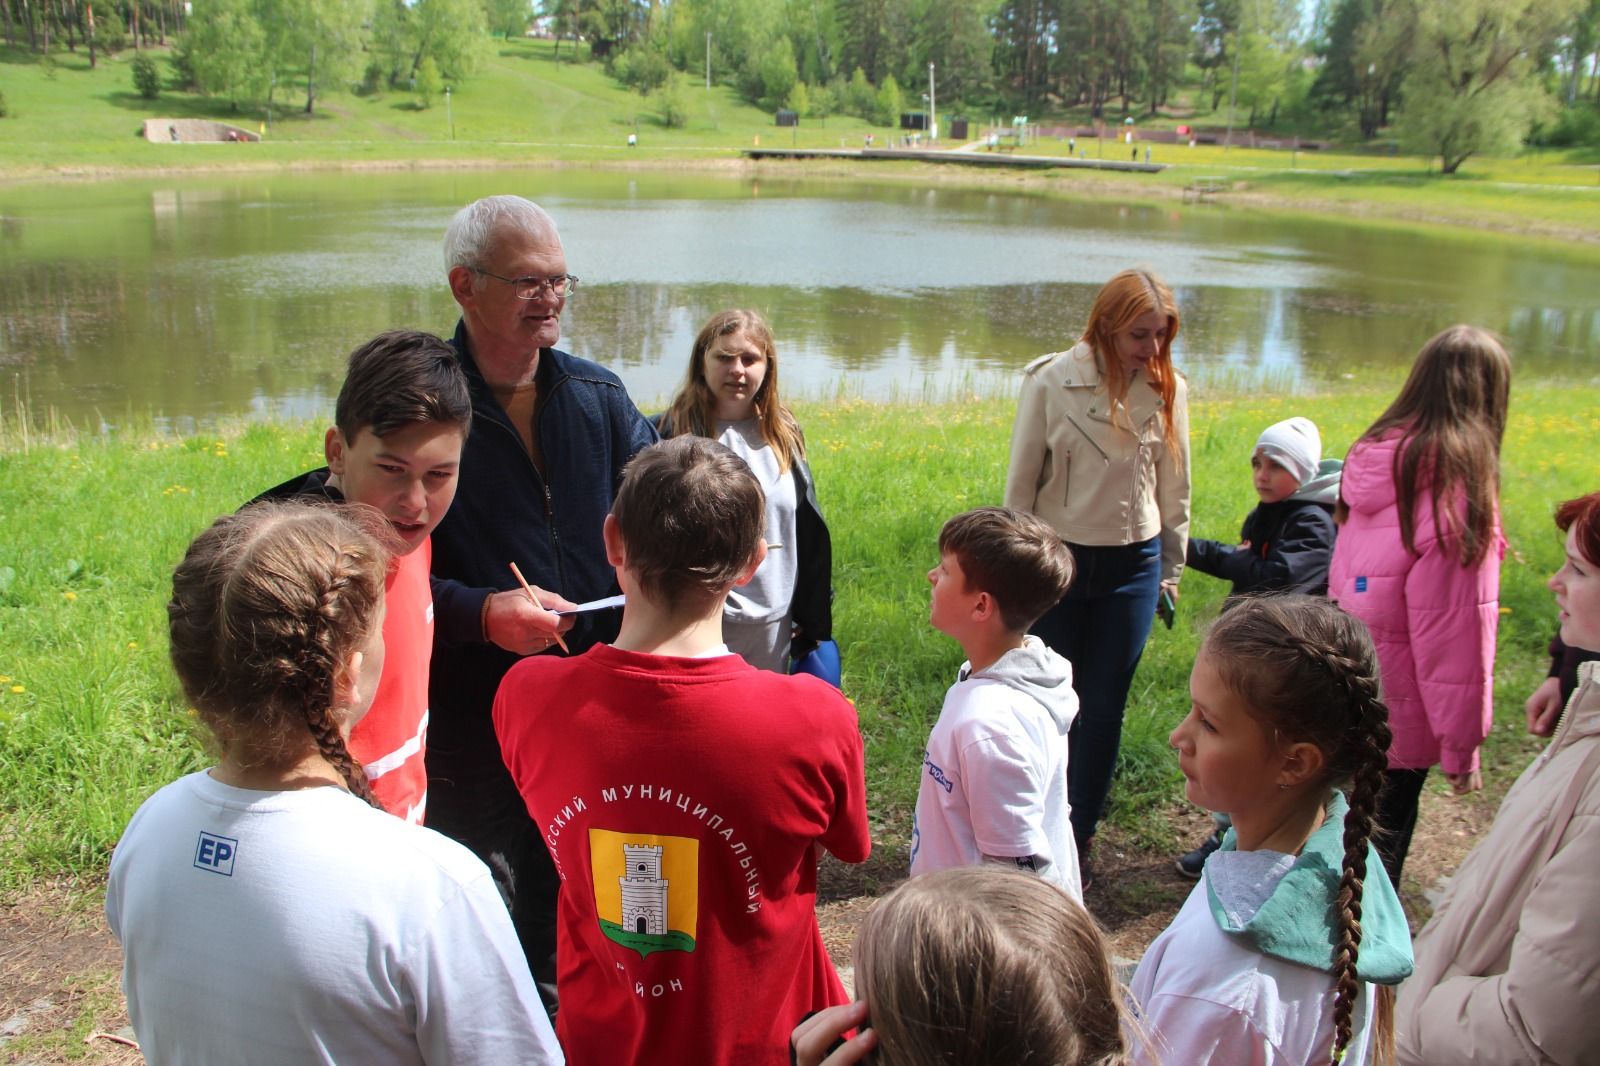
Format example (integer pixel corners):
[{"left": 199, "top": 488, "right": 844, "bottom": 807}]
[{"left": 0, "top": 169, "right": 1596, "bottom": 428}]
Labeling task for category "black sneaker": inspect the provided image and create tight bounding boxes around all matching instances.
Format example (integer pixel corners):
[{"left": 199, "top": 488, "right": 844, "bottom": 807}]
[{"left": 1175, "top": 832, "right": 1221, "bottom": 879}]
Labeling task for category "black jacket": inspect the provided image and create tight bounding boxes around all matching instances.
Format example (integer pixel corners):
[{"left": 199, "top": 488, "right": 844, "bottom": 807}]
[
  {"left": 426, "top": 321, "right": 657, "bottom": 777},
  {"left": 652, "top": 412, "right": 833, "bottom": 654},
  {"left": 1549, "top": 631, "right": 1600, "bottom": 706},
  {"left": 1186, "top": 459, "right": 1341, "bottom": 598}
]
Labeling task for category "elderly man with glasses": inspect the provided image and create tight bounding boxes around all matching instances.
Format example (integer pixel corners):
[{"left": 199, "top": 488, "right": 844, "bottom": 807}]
[{"left": 426, "top": 194, "right": 657, "bottom": 1017}]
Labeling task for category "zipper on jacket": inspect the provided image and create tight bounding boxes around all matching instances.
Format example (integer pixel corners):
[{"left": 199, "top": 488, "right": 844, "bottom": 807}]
[
  {"left": 1062, "top": 410, "right": 1110, "bottom": 463},
  {"left": 543, "top": 481, "right": 568, "bottom": 593},
  {"left": 532, "top": 373, "right": 573, "bottom": 595},
  {"left": 482, "top": 365, "right": 572, "bottom": 595},
  {"left": 1540, "top": 673, "right": 1593, "bottom": 768},
  {"left": 1127, "top": 409, "right": 1160, "bottom": 543}
]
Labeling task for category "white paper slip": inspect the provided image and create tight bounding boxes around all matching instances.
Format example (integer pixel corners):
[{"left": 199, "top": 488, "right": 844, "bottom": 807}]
[{"left": 555, "top": 594, "right": 626, "bottom": 615}]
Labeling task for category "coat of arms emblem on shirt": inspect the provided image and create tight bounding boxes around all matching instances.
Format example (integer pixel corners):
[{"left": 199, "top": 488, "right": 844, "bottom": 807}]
[{"left": 589, "top": 828, "right": 699, "bottom": 958}]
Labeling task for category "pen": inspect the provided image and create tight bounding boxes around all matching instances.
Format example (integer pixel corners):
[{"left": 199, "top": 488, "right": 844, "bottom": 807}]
[{"left": 509, "top": 562, "right": 569, "bottom": 654}]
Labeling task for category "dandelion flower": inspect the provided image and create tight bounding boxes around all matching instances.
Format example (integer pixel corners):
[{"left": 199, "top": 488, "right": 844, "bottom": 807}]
[
  {"left": 63, "top": 591, "right": 78, "bottom": 602},
  {"left": 0, "top": 675, "right": 9, "bottom": 683},
  {"left": 127, "top": 641, "right": 139, "bottom": 650},
  {"left": 9, "top": 685, "right": 23, "bottom": 694}
]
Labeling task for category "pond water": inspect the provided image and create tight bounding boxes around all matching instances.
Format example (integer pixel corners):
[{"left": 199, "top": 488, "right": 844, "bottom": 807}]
[{"left": 2, "top": 168, "right": 1597, "bottom": 429}]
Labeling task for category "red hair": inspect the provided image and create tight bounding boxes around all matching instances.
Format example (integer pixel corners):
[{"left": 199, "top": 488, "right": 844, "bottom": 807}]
[
  {"left": 1080, "top": 269, "right": 1182, "bottom": 457},
  {"left": 1556, "top": 492, "right": 1600, "bottom": 567}
]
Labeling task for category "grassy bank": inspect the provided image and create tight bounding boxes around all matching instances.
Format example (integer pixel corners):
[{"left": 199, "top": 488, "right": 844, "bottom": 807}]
[
  {"left": 5, "top": 39, "right": 1600, "bottom": 240},
  {"left": 0, "top": 37, "right": 887, "bottom": 172},
  {"left": 0, "top": 383, "right": 1593, "bottom": 895}
]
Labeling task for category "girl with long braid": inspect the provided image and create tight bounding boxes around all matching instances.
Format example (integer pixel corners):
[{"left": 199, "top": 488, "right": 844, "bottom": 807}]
[
  {"left": 106, "top": 503, "right": 562, "bottom": 1065},
  {"left": 1130, "top": 596, "right": 1413, "bottom": 1065}
]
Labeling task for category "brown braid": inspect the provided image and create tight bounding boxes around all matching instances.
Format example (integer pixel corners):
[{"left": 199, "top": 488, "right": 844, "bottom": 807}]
[
  {"left": 300, "top": 538, "right": 386, "bottom": 810},
  {"left": 1204, "top": 595, "right": 1394, "bottom": 1066},
  {"left": 306, "top": 702, "right": 381, "bottom": 808},
  {"left": 170, "top": 501, "right": 391, "bottom": 797},
  {"left": 1310, "top": 640, "right": 1390, "bottom": 1065}
]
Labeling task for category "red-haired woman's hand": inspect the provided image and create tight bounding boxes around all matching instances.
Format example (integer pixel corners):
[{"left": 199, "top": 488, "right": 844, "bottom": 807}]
[
  {"left": 1443, "top": 769, "right": 1483, "bottom": 795},
  {"left": 1525, "top": 677, "right": 1564, "bottom": 736}
]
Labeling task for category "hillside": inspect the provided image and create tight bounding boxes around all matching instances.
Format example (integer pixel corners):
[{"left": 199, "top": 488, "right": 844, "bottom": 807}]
[
  {"left": 5, "top": 36, "right": 1600, "bottom": 241},
  {"left": 0, "top": 36, "right": 887, "bottom": 173}
]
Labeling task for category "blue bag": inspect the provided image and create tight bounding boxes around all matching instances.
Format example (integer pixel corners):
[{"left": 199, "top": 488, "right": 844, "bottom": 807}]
[{"left": 789, "top": 639, "right": 842, "bottom": 688}]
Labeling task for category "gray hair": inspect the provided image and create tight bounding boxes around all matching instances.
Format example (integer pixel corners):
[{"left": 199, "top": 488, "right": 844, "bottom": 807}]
[{"left": 442, "top": 195, "right": 560, "bottom": 272}]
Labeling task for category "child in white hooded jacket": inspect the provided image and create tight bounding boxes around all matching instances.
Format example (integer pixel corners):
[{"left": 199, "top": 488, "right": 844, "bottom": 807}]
[{"left": 911, "top": 508, "right": 1081, "bottom": 897}]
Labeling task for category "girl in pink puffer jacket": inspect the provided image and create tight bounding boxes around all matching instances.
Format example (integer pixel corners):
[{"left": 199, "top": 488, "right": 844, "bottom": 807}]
[{"left": 1328, "top": 325, "right": 1510, "bottom": 890}]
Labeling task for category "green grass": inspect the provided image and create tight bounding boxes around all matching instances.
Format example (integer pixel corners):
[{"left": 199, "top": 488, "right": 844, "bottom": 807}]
[
  {"left": 6, "top": 39, "right": 1600, "bottom": 240},
  {"left": 810, "top": 384, "right": 1595, "bottom": 854},
  {"left": 993, "top": 136, "right": 1600, "bottom": 234},
  {"left": 4, "top": 382, "right": 1590, "bottom": 892},
  {"left": 0, "top": 37, "right": 892, "bottom": 173}
]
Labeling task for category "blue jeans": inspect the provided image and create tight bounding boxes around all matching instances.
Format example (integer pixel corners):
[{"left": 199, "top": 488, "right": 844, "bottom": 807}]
[{"left": 1031, "top": 537, "right": 1162, "bottom": 852}]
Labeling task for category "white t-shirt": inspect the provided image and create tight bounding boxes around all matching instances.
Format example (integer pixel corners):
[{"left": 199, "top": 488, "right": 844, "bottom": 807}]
[
  {"left": 105, "top": 771, "right": 563, "bottom": 1066},
  {"left": 716, "top": 418, "right": 798, "bottom": 625},
  {"left": 1129, "top": 859, "right": 1377, "bottom": 1066},
  {"left": 909, "top": 668, "right": 1080, "bottom": 897}
]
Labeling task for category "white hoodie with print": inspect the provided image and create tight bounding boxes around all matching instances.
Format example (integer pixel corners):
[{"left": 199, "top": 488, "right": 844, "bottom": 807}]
[{"left": 909, "top": 635, "right": 1082, "bottom": 898}]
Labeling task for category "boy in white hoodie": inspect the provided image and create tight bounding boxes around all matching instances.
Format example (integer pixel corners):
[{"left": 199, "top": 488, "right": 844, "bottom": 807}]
[{"left": 911, "top": 507, "right": 1082, "bottom": 898}]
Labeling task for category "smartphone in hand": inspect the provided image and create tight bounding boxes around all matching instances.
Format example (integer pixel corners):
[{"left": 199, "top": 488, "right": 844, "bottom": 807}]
[{"left": 1156, "top": 589, "right": 1176, "bottom": 629}]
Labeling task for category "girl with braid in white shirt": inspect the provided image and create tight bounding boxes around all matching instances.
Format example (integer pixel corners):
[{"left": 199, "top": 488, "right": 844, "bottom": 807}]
[
  {"left": 1131, "top": 596, "right": 1413, "bottom": 1066},
  {"left": 106, "top": 502, "right": 562, "bottom": 1066}
]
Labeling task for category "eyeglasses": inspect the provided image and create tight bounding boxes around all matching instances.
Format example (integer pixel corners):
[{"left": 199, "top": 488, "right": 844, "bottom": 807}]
[{"left": 472, "top": 269, "right": 580, "bottom": 300}]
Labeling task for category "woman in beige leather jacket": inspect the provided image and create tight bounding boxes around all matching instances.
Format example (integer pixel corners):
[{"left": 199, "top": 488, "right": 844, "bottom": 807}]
[{"left": 1004, "top": 268, "right": 1190, "bottom": 874}]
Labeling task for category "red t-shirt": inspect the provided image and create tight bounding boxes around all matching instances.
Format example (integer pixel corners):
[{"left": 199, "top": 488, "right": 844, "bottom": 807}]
[
  {"left": 494, "top": 643, "right": 871, "bottom": 1066},
  {"left": 348, "top": 541, "right": 432, "bottom": 824}
]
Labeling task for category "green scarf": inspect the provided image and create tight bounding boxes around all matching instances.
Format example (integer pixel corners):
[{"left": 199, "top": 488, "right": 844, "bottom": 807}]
[{"left": 1206, "top": 791, "right": 1414, "bottom": 984}]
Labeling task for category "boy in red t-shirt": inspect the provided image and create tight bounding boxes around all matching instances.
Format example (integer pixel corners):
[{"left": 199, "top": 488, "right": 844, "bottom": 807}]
[
  {"left": 494, "top": 436, "right": 870, "bottom": 1066},
  {"left": 256, "top": 330, "right": 470, "bottom": 824}
]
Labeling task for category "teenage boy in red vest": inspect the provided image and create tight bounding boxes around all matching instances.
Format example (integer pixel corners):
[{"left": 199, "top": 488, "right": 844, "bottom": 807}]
[{"left": 257, "top": 330, "right": 470, "bottom": 824}]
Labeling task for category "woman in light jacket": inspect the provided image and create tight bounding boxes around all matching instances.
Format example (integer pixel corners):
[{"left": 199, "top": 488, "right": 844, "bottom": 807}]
[
  {"left": 1396, "top": 490, "right": 1600, "bottom": 1065},
  {"left": 1004, "top": 268, "right": 1190, "bottom": 870}
]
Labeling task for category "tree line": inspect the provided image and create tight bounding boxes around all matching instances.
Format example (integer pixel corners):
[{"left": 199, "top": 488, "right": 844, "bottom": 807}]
[
  {"left": 554, "top": 0, "right": 1600, "bottom": 170},
  {"left": 1, "top": 1, "right": 184, "bottom": 66},
  {"left": 0, "top": 0, "right": 527, "bottom": 113},
  {"left": 5, "top": 0, "right": 1600, "bottom": 171}
]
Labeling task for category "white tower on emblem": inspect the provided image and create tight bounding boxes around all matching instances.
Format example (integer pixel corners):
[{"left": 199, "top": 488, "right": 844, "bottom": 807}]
[{"left": 619, "top": 843, "right": 669, "bottom": 936}]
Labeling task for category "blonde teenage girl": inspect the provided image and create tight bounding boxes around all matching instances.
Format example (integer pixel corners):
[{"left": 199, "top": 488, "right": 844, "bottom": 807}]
[
  {"left": 658, "top": 309, "right": 832, "bottom": 673},
  {"left": 1328, "top": 325, "right": 1510, "bottom": 888},
  {"left": 1132, "top": 596, "right": 1413, "bottom": 1066},
  {"left": 1004, "top": 268, "right": 1190, "bottom": 871},
  {"left": 106, "top": 503, "right": 562, "bottom": 1065},
  {"left": 791, "top": 865, "right": 1134, "bottom": 1066}
]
